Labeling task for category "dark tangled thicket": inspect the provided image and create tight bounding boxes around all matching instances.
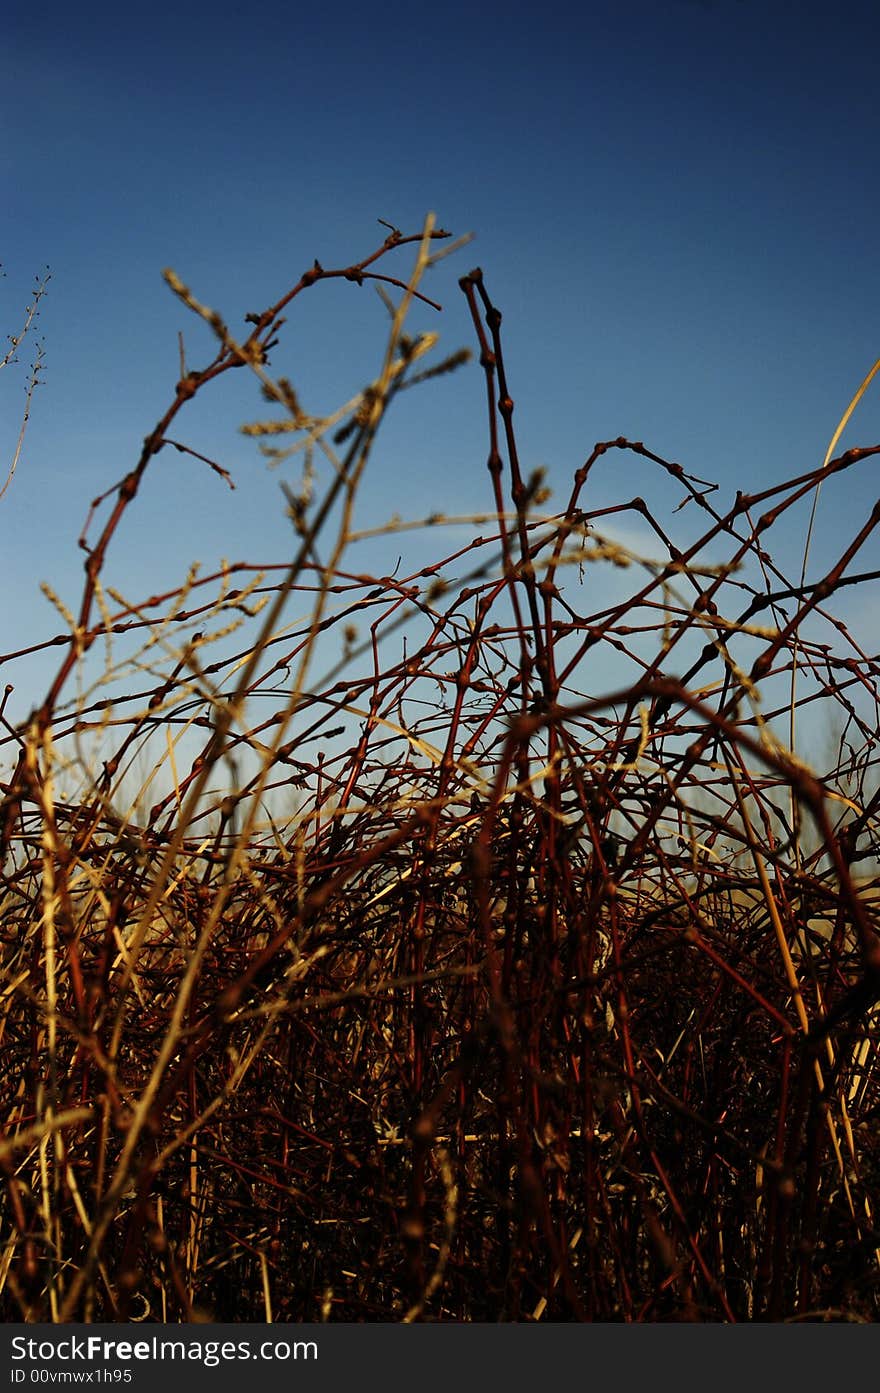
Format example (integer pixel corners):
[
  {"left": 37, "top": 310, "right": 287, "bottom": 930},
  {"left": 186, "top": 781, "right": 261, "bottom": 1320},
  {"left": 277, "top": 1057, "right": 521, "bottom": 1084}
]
[{"left": 1, "top": 220, "right": 879, "bottom": 1322}]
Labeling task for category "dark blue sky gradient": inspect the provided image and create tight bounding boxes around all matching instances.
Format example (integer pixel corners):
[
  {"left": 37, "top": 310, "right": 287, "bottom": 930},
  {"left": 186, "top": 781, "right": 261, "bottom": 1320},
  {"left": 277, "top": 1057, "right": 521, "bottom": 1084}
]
[{"left": 3, "top": 0, "right": 879, "bottom": 739}]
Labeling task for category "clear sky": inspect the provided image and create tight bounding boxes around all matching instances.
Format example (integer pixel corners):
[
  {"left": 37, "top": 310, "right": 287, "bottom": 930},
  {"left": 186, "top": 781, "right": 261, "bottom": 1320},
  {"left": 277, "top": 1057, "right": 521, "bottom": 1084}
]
[{"left": 3, "top": 0, "right": 879, "bottom": 755}]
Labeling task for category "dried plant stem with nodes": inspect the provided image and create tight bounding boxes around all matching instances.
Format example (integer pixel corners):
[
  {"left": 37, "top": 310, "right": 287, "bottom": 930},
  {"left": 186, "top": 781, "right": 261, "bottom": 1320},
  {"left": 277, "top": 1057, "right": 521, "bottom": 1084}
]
[{"left": 0, "top": 264, "right": 50, "bottom": 502}]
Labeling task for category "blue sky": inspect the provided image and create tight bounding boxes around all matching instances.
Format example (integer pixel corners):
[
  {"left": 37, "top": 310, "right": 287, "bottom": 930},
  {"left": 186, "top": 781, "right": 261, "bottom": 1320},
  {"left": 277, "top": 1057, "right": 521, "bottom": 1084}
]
[{"left": 2, "top": 0, "right": 879, "bottom": 761}]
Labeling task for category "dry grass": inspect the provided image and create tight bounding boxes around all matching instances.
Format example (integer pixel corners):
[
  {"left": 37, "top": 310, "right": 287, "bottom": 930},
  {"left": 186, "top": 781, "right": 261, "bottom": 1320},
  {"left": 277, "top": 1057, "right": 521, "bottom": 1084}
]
[{"left": 1, "top": 218, "right": 879, "bottom": 1322}]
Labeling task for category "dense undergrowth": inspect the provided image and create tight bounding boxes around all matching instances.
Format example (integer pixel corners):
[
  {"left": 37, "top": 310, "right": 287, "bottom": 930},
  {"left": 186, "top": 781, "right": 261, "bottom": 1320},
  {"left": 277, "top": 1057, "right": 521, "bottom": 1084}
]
[{"left": 1, "top": 219, "right": 879, "bottom": 1321}]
